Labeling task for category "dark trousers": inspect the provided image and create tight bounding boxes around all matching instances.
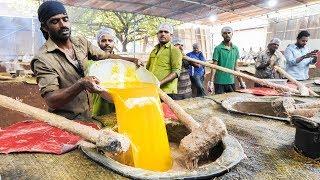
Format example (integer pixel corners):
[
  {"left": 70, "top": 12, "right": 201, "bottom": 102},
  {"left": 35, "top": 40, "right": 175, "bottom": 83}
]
[
  {"left": 168, "top": 93, "right": 192, "bottom": 100},
  {"left": 190, "top": 75, "right": 206, "bottom": 97},
  {"left": 214, "top": 83, "right": 235, "bottom": 94}
]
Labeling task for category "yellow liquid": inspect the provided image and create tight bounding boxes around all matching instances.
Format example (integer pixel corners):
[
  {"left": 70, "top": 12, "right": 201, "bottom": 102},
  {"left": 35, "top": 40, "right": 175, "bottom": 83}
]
[{"left": 101, "top": 82, "right": 172, "bottom": 171}]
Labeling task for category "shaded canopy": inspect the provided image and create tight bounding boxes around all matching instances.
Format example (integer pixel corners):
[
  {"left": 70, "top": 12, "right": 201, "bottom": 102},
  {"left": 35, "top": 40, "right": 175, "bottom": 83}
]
[{"left": 59, "top": 0, "right": 318, "bottom": 24}]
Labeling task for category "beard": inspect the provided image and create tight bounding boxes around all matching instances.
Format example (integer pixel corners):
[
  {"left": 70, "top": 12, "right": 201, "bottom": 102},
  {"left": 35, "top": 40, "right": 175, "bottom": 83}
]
[
  {"left": 158, "top": 35, "right": 169, "bottom": 44},
  {"left": 100, "top": 45, "right": 114, "bottom": 53},
  {"left": 296, "top": 43, "right": 305, "bottom": 48},
  {"left": 49, "top": 27, "right": 71, "bottom": 42},
  {"left": 224, "top": 37, "right": 231, "bottom": 42}
]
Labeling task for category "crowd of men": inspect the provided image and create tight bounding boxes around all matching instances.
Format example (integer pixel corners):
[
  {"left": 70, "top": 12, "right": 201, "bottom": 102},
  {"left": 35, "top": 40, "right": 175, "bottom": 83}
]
[{"left": 31, "top": 1, "right": 318, "bottom": 121}]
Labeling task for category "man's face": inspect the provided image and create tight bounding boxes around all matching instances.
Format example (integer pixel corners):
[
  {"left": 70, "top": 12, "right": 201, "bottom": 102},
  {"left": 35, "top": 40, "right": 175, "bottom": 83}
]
[
  {"left": 98, "top": 34, "right": 115, "bottom": 52},
  {"left": 268, "top": 43, "right": 279, "bottom": 52},
  {"left": 174, "top": 44, "right": 183, "bottom": 51},
  {"left": 157, "top": 30, "right": 171, "bottom": 44},
  {"left": 297, "top": 36, "right": 309, "bottom": 48},
  {"left": 222, "top": 31, "right": 233, "bottom": 42},
  {"left": 193, "top": 47, "right": 199, "bottom": 53},
  {"left": 44, "top": 13, "right": 71, "bottom": 42}
]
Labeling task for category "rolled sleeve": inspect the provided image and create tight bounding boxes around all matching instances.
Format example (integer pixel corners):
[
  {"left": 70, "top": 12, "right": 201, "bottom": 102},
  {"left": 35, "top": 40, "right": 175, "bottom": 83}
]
[
  {"left": 200, "top": 52, "right": 206, "bottom": 61},
  {"left": 284, "top": 48, "right": 297, "bottom": 66},
  {"left": 79, "top": 37, "right": 107, "bottom": 60},
  {"left": 31, "top": 59, "right": 59, "bottom": 97},
  {"left": 212, "top": 47, "right": 220, "bottom": 62},
  {"left": 235, "top": 47, "right": 240, "bottom": 61},
  {"left": 171, "top": 49, "right": 182, "bottom": 77}
]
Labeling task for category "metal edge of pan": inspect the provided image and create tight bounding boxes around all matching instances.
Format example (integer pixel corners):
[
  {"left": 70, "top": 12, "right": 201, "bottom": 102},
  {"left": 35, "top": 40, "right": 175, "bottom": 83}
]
[
  {"left": 221, "top": 96, "right": 291, "bottom": 122},
  {"left": 80, "top": 135, "right": 245, "bottom": 179}
]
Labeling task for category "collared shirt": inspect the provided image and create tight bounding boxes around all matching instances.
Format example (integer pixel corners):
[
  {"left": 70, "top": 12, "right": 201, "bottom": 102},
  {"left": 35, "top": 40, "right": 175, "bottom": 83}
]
[
  {"left": 87, "top": 53, "right": 115, "bottom": 117},
  {"left": 146, "top": 42, "right": 182, "bottom": 93},
  {"left": 186, "top": 51, "right": 206, "bottom": 76},
  {"left": 255, "top": 49, "right": 286, "bottom": 79},
  {"left": 284, "top": 44, "right": 315, "bottom": 80},
  {"left": 212, "top": 42, "right": 239, "bottom": 84},
  {"left": 31, "top": 36, "right": 108, "bottom": 119}
]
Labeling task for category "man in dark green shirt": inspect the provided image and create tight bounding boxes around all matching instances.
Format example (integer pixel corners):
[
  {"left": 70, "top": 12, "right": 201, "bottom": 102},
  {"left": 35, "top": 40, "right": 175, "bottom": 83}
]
[{"left": 208, "top": 26, "right": 245, "bottom": 94}]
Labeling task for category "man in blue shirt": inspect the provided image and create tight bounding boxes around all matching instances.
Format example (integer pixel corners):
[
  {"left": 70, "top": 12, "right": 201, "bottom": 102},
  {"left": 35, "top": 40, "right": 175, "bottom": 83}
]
[
  {"left": 284, "top": 30, "right": 318, "bottom": 80},
  {"left": 186, "top": 43, "right": 206, "bottom": 97}
]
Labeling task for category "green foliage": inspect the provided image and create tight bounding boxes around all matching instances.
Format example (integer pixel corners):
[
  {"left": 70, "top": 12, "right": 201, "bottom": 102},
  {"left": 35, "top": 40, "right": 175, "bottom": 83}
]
[{"left": 66, "top": 6, "right": 181, "bottom": 51}]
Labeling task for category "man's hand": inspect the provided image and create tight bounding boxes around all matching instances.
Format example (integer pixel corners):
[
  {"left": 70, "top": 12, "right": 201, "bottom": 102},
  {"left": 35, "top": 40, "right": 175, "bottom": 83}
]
[
  {"left": 239, "top": 81, "right": 246, "bottom": 89},
  {"left": 106, "top": 54, "right": 144, "bottom": 67},
  {"left": 129, "top": 57, "right": 144, "bottom": 67},
  {"left": 269, "top": 57, "right": 276, "bottom": 67},
  {"left": 79, "top": 76, "right": 102, "bottom": 93},
  {"left": 305, "top": 50, "right": 318, "bottom": 58},
  {"left": 207, "top": 81, "right": 214, "bottom": 93}
]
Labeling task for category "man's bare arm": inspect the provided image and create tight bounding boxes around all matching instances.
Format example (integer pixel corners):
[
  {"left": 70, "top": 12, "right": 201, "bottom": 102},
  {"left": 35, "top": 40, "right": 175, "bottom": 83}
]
[
  {"left": 106, "top": 53, "right": 141, "bottom": 66},
  {"left": 160, "top": 73, "right": 178, "bottom": 87},
  {"left": 235, "top": 62, "right": 246, "bottom": 88},
  {"left": 44, "top": 76, "right": 112, "bottom": 109},
  {"left": 210, "top": 61, "right": 218, "bottom": 81},
  {"left": 190, "top": 62, "right": 202, "bottom": 68}
]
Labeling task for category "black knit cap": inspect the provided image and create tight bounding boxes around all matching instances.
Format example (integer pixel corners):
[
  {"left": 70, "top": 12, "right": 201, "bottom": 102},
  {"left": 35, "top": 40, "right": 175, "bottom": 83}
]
[{"left": 38, "top": 1, "right": 67, "bottom": 23}]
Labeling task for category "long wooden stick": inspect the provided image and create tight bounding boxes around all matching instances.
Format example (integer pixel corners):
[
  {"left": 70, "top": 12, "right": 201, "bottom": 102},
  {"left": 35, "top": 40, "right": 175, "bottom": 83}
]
[
  {"left": 0, "top": 75, "right": 13, "bottom": 80},
  {"left": 183, "top": 56, "right": 300, "bottom": 94},
  {"left": 274, "top": 65, "right": 318, "bottom": 96},
  {"left": 296, "top": 101, "right": 320, "bottom": 109},
  {"left": 158, "top": 89, "right": 199, "bottom": 132},
  {"left": 0, "top": 94, "right": 130, "bottom": 153}
]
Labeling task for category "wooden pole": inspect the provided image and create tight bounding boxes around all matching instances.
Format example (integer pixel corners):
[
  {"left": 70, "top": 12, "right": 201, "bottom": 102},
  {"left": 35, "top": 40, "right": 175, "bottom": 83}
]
[
  {"left": 0, "top": 94, "right": 130, "bottom": 153},
  {"left": 158, "top": 88, "right": 199, "bottom": 131},
  {"left": 183, "top": 56, "right": 300, "bottom": 94},
  {"left": 274, "top": 65, "right": 318, "bottom": 96}
]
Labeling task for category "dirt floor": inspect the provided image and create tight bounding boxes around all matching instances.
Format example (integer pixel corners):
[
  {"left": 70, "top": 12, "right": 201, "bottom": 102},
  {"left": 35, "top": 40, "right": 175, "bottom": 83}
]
[
  {"left": 1, "top": 93, "right": 319, "bottom": 179},
  {"left": 0, "top": 81, "right": 46, "bottom": 127}
]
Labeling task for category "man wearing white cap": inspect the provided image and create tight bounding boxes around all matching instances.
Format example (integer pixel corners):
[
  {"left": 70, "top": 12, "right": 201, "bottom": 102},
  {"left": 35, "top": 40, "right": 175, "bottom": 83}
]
[
  {"left": 89, "top": 27, "right": 118, "bottom": 118},
  {"left": 208, "top": 26, "right": 245, "bottom": 94},
  {"left": 96, "top": 27, "right": 116, "bottom": 54},
  {"left": 254, "top": 38, "right": 286, "bottom": 81},
  {"left": 146, "top": 23, "right": 182, "bottom": 97}
]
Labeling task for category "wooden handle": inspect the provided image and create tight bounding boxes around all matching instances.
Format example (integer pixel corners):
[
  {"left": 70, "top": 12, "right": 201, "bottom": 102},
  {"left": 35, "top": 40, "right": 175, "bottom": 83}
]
[
  {"left": 295, "top": 101, "right": 320, "bottom": 109},
  {"left": 0, "top": 75, "right": 13, "bottom": 80},
  {"left": 183, "top": 56, "right": 300, "bottom": 94},
  {"left": 158, "top": 89, "right": 200, "bottom": 131},
  {"left": 274, "top": 66, "right": 318, "bottom": 96},
  {"left": 0, "top": 94, "right": 130, "bottom": 153},
  {"left": 289, "top": 108, "right": 320, "bottom": 118}
]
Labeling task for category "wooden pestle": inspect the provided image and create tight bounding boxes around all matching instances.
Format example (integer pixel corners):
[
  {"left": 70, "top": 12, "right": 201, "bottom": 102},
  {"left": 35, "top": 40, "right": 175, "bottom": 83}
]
[
  {"left": 183, "top": 56, "right": 301, "bottom": 95},
  {"left": 0, "top": 94, "right": 130, "bottom": 154},
  {"left": 158, "top": 89, "right": 227, "bottom": 169},
  {"left": 274, "top": 65, "right": 318, "bottom": 96}
]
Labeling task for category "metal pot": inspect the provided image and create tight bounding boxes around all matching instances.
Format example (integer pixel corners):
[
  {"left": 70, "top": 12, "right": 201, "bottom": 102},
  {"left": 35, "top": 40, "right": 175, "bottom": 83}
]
[{"left": 291, "top": 115, "right": 320, "bottom": 159}]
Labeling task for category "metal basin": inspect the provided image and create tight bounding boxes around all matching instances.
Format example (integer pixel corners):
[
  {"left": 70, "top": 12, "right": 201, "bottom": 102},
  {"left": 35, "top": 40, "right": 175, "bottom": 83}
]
[{"left": 80, "top": 122, "right": 245, "bottom": 179}]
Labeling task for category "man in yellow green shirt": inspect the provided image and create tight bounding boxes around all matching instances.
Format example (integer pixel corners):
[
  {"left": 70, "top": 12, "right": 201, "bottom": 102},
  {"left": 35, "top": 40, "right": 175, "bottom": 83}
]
[
  {"left": 146, "top": 23, "right": 182, "bottom": 98},
  {"left": 90, "top": 28, "right": 117, "bottom": 117}
]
